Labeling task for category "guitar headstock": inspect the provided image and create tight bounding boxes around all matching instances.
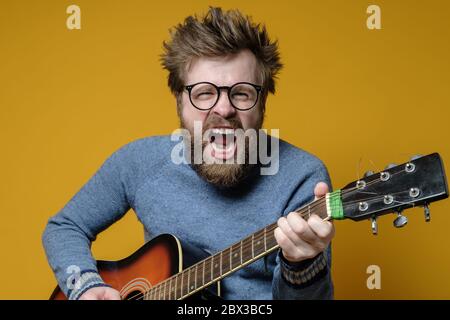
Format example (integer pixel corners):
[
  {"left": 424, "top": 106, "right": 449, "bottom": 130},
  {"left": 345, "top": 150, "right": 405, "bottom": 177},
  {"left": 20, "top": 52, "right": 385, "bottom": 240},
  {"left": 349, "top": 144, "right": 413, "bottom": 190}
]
[{"left": 339, "top": 153, "right": 448, "bottom": 234}]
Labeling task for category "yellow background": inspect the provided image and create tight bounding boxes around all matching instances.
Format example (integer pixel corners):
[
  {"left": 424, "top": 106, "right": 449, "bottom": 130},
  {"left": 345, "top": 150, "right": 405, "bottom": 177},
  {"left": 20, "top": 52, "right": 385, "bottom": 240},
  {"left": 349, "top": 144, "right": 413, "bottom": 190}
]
[{"left": 1, "top": 0, "right": 449, "bottom": 299}]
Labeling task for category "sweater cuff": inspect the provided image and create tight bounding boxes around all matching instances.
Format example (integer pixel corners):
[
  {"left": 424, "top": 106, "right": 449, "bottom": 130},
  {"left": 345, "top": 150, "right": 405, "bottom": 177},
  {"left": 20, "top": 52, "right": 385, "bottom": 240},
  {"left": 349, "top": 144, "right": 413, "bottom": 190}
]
[
  {"left": 67, "top": 270, "right": 110, "bottom": 300},
  {"left": 279, "top": 250, "right": 328, "bottom": 286}
]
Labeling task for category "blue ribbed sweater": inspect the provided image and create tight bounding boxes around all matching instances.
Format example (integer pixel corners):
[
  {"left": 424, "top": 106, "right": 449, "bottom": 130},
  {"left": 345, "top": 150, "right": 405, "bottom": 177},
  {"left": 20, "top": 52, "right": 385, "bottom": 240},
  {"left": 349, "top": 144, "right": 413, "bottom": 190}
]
[{"left": 42, "top": 135, "right": 334, "bottom": 300}]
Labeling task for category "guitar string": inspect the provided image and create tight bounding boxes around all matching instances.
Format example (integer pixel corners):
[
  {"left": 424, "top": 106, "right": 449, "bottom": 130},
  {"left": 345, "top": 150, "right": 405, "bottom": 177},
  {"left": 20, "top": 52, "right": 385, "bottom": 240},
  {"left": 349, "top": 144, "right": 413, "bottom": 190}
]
[{"left": 128, "top": 167, "right": 411, "bottom": 300}]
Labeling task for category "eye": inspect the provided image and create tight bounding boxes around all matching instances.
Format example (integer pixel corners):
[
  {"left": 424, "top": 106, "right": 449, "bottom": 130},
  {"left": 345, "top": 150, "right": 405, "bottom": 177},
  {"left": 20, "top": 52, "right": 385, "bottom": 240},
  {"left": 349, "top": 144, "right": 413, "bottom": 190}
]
[
  {"left": 231, "top": 92, "right": 249, "bottom": 99},
  {"left": 198, "top": 91, "right": 213, "bottom": 96},
  {"left": 193, "top": 91, "right": 215, "bottom": 100}
]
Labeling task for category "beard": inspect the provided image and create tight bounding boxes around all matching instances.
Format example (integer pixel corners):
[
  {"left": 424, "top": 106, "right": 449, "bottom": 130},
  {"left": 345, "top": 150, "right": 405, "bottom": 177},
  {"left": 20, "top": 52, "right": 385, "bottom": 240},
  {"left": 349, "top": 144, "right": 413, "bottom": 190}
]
[{"left": 180, "top": 114, "right": 263, "bottom": 188}]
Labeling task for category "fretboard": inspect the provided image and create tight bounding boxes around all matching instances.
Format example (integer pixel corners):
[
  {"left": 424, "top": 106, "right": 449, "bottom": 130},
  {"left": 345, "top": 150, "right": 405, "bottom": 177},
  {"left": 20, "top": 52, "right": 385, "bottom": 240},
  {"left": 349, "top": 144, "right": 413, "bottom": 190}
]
[{"left": 144, "top": 197, "right": 329, "bottom": 300}]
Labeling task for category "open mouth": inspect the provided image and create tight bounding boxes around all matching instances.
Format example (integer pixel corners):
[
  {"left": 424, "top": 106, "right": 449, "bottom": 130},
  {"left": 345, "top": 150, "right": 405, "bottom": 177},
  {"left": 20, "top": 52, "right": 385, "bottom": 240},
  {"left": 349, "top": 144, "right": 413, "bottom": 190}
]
[{"left": 207, "top": 127, "right": 237, "bottom": 160}]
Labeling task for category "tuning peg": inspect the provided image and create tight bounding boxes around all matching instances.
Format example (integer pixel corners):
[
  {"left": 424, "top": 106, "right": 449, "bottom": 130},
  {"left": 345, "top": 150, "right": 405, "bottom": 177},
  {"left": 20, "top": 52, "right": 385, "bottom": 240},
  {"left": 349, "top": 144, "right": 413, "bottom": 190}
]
[
  {"left": 393, "top": 210, "right": 408, "bottom": 228},
  {"left": 371, "top": 217, "right": 378, "bottom": 235},
  {"left": 410, "top": 154, "right": 424, "bottom": 161},
  {"left": 385, "top": 163, "right": 397, "bottom": 170},
  {"left": 424, "top": 203, "right": 431, "bottom": 222},
  {"left": 363, "top": 170, "right": 374, "bottom": 177}
]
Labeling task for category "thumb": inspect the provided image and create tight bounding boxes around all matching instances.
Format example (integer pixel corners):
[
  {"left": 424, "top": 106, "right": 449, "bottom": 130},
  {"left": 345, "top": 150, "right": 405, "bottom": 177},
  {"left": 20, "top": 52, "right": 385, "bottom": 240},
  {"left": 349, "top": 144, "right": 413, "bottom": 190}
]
[
  {"left": 103, "top": 288, "right": 122, "bottom": 300},
  {"left": 314, "top": 182, "right": 329, "bottom": 201}
]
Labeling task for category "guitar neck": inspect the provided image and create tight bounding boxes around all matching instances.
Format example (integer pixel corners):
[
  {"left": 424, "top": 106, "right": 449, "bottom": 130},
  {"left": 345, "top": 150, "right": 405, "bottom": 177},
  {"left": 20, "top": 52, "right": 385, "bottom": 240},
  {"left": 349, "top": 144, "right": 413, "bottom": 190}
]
[{"left": 144, "top": 195, "right": 331, "bottom": 300}]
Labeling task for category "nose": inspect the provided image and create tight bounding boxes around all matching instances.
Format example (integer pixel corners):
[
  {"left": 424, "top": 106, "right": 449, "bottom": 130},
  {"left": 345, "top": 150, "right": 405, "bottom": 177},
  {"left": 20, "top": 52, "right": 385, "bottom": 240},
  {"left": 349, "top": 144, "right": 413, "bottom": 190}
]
[{"left": 211, "top": 89, "right": 236, "bottom": 118}]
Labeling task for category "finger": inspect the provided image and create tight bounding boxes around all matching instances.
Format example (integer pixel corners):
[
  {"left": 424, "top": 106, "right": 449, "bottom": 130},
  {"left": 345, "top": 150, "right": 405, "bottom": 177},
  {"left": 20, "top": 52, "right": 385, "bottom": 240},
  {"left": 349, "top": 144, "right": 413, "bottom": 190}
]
[
  {"left": 278, "top": 214, "right": 316, "bottom": 244},
  {"left": 79, "top": 292, "right": 98, "bottom": 300},
  {"left": 314, "top": 182, "right": 329, "bottom": 200},
  {"left": 308, "top": 214, "right": 335, "bottom": 240},
  {"left": 274, "top": 227, "right": 318, "bottom": 261},
  {"left": 104, "top": 289, "right": 122, "bottom": 300},
  {"left": 274, "top": 226, "right": 298, "bottom": 255}
]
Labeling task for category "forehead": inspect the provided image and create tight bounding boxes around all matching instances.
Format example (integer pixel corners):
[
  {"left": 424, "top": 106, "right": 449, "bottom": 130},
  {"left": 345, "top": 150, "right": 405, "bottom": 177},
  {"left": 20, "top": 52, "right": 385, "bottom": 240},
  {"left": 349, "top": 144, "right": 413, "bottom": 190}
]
[{"left": 184, "top": 49, "right": 260, "bottom": 85}]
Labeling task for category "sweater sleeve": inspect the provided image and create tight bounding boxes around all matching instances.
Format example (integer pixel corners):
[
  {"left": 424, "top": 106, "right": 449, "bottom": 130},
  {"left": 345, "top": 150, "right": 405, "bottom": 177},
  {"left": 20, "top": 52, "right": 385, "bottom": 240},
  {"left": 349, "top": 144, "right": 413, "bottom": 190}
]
[
  {"left": 272, "top": 161, "right": 334, "bottom": 300},
  {"left": 42, "top": 147, "right": 132, "bottom": 299}
]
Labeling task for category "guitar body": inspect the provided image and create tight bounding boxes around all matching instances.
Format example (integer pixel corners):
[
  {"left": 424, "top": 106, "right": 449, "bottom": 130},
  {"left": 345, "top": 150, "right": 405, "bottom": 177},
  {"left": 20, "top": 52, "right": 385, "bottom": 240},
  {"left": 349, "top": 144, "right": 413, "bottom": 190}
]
[{"left": 49, "top": 234, "right": 220, "bottom": 300}]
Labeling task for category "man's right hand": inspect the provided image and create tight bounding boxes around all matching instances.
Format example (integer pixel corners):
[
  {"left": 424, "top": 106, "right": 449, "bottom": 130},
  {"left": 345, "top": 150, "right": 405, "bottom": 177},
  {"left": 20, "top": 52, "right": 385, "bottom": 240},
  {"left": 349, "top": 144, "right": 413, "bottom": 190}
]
[{"left": 78, "top": 286, "right": 121, "bottom": 300}]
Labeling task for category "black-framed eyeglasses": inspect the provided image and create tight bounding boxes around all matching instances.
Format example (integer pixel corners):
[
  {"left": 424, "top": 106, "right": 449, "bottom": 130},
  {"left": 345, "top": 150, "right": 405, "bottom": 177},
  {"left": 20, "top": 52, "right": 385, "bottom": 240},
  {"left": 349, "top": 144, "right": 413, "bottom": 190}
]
[{"left": 184, "top": 82, "right": 263, "bottom": 111}]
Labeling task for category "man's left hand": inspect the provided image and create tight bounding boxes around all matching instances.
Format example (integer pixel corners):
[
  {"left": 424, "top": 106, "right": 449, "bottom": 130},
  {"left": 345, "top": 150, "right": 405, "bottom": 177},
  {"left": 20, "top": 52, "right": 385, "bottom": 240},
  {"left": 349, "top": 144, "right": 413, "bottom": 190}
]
[{"left": 274, "top": 182, "right": 335, "bottom": 263}]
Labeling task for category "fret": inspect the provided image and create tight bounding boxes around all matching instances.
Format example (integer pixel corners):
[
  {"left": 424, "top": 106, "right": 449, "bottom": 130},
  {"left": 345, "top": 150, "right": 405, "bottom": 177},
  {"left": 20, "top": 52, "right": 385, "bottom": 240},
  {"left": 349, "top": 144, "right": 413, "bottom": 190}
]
[
  {"left": 189, "top": 267, "right": 196, "bottom": 292},
  {"left": 171, "top": 275, "right": 175, "bottom": 300},
  {"left": 231, "top": 242, "right": 241, "bottom": 270},
  {"left": 253, "top": 229, "right": 265, "bottom": 257},
  {"left": 202, "top": 260, "right": 205, "bottom": 287},
  {"left": 220, "top": 251, "right": 223, "bottom": 276},
  {"left": 222, "top": 247, "right": 231, "bottom": 273},
  {"left": 212, "top": 254, "right": 221, "bottom": 279},
  {"left": 229, "top": 246, "right": 232, "bottom": 272},
  {"left": 264, "top": 227, "right": 267, "bottom": 251},
  {"left": 187, "top": 268, "right": 191, "bottom": 294},
  {"left": 210, "top": 256, "right": 213, "bottom": 282},
  {"left": 167, "top": 280, "right": 170, "bottom": 300},
  {"left": 175, "top": 274, "right": 180, "bottom": 300},
  {"left": 240, "top": 240, "right": 243, "bottom": 265},
  {"left": 204, "top": 257, "right": 212, "bottom": 283},
  {"left": 195, "top": 260, "right": 204, "bottom": 289},
  {"left": 181, "top": 271, "right": 185, "bottom": 298},
  {"left": 266, "top": 224, "right": 278, "bottom": 249},
  {"left": 163, "top": 281, "right": 167, "bottom": 300},
  {"left": 166, "top": 280, "right": 170, "bottom": 300},
  {"left": 251, "top": 234, "right": 255, "bottom": 258},
  {"left": 241, "top": 236, "right": 253, "bottom": 263},
  {"left": 195, "top": 264, "right": 199, "bottom": 290}
]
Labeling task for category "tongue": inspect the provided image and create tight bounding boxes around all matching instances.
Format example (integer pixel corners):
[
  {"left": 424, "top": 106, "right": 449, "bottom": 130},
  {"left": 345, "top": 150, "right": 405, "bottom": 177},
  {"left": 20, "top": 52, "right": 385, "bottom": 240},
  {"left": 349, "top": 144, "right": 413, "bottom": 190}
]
[{"left": 213, "top": 134, "right": 231, "bottom": 145}]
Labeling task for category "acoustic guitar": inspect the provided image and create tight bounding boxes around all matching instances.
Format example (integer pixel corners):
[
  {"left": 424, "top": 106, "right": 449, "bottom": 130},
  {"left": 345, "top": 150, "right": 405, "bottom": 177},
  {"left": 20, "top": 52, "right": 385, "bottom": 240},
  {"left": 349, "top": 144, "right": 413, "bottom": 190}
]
[{"left": 50, "top": 153, "right": 448, "bottom": 300}]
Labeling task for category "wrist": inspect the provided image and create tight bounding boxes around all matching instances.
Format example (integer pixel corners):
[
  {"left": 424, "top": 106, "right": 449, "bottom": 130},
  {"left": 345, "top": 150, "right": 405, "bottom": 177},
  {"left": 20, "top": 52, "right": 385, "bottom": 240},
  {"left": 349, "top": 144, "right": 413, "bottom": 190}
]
[
  {"left": 278, "top": 249, "right": 328, "bottom": 286},
  {"left": 279, "top": 250, "right": 320, "bottom": 270},
  {"left": 66, "top": 270, "right": 110, "bottom": 300}
]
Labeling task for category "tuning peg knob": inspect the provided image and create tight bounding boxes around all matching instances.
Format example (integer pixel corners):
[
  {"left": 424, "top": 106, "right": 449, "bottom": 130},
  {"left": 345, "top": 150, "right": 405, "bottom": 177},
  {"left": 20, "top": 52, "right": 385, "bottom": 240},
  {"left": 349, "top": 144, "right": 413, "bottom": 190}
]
[
  {"left": 371, "top": 217, "right": 378, "bottom": 235},
  {"left": 410, "top": 154, "right": 424, "bottom": 161},
  {"left": 364, "top": 170, "right": 374, "bottom": 177},
  {"left": 393, "top": 211, "right": 408, "bottom": 228},
  {"left": 424, "top": 203, "right": 431, "bottom": 222},
  {"left": 385, "top": 163, "right": 397, "bottom": 170}
]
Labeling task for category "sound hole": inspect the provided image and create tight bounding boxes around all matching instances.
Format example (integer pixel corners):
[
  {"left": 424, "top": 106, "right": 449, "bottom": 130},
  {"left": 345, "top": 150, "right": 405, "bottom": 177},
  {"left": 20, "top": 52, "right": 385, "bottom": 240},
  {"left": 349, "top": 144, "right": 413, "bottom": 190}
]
[{"left": 124, "top": 290, "right": 143, "bottom": 300}]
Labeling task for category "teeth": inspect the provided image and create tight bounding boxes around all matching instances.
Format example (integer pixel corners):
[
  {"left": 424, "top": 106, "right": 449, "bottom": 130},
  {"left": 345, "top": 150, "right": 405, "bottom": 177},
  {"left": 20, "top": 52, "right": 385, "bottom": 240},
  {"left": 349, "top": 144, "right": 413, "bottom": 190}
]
[
  {"left": 211, "top": 128, "right": 235, "bottom": 135},
  {"left": 212, "top": 140, "right": 235, "bottom": 152}
]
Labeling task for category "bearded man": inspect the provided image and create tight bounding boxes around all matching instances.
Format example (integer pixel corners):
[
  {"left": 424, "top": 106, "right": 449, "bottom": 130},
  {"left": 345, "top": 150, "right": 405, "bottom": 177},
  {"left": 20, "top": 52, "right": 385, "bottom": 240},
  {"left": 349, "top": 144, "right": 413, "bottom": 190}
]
[{"left": 43, "top": 7, "right": 335, "bottom": 300}]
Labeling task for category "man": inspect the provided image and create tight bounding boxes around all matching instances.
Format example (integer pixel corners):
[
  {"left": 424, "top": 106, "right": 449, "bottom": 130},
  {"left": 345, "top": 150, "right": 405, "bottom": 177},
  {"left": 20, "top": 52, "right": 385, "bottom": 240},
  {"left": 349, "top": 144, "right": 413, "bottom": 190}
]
[{"left": 43, "top": 7, "right": 335, "bottom": 300}]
